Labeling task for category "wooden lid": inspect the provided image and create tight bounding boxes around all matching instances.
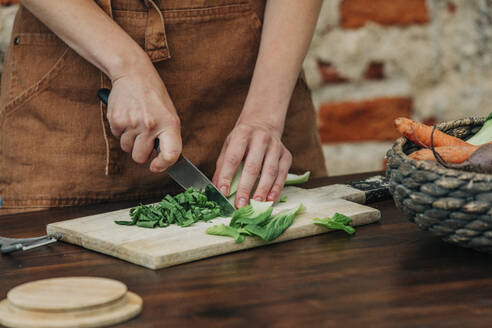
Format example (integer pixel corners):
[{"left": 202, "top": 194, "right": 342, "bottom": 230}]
[
  {"left": 0, "top": 277, "right": 142, "bottom": 328},
  {"left": 8, "top": 277, "right": 127, "bottom": 312}
]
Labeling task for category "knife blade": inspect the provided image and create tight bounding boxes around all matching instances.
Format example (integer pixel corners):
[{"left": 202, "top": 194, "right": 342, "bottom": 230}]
[
  {"left": 166, "top": 155, "right": 235, "bottom": 216},
  {"left": 97, "top": 88, "right": 235, "bottom": 216}
]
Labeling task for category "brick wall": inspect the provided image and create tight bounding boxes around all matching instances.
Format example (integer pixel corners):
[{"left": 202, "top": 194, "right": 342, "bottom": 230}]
[
  {"left": 304, "top": 0, "right": 492, "bottom": 175},
  {"left": 2, "top": 1, "right": 492, "bottom": 176}
]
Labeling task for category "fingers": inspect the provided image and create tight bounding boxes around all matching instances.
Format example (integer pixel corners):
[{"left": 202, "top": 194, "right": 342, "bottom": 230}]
[
  {"left": 149, "top": 125, "right": 182, "bottom": 173},
  {"left": 108, "top": 114, "right": 126, "bottom": 138},
  {"left": 131, "top": 133, "right": 155, "bottom": 164},
  {"left": 252, "top": 142, "right": 282, "bottom": 201},
  {"left": 215, "top": 133, "right": 249, "bottom": 198},
  {"left": 267, "top": 150, "right": 292, "bottom": 202},
  {"left": 234, "top": 134, "right": 269, "bottom": 208},
  {"left": 212, "top": 138, "right": 229, "bottom": 187},
  {"left": 120, "top": 130, "right": 138, "bottom": 153}
]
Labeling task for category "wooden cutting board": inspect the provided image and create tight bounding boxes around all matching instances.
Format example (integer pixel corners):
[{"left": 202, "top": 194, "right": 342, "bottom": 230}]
[{"left": 47, "top": 185, "right": 381, "bottom": 270}]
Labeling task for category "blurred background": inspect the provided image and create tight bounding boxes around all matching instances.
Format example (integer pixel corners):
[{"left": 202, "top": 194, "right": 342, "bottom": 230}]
[{"left": 1, "top": 0, "right": 491, "bottom": 175}]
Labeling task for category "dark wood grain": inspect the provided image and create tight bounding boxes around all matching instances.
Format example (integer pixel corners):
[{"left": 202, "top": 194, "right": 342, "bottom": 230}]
[{"left": 1, "top": 171, "right": 492, "bottom": 328}]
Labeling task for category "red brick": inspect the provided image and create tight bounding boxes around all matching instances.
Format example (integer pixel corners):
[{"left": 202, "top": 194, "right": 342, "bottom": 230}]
[
  {"left": 364, "top": 61, "right": 385, "bottom": 80},
  {"left": 447, "top": 2, "right": 457, "bottom": 14},
  {"left": 0, "top": 0, "right": 18, "bottom": 5},
  {"left": 340, "top": 0, "right": 430, "bottom": 29},
  {"left": 318, "top": 60, "right": 348, "bottom": 84},
  {"left": 318, "top": 97, "right": 412, "bottom": 142}
]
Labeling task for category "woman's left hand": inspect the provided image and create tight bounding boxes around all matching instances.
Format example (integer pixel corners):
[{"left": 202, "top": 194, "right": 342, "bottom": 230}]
[{"left": 212, "top": 121, "right": 292, "bottom": 208}]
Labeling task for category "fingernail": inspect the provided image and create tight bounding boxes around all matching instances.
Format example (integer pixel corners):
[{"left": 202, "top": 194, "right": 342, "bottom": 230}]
[
  {"left": 159, "top": 166, "right": 168, "bottom": 173},
  {"left": 237, "top": 197, "right": 248, "bottom": 208},
  {"left": 267, "top": 192, "right": 275, "bottom": 201},
  {"left": 254, "top": 196, "right": 263, "bottom": 202},
  {"left": 220, "top": 186, "right": 228, "bottom": 196}
]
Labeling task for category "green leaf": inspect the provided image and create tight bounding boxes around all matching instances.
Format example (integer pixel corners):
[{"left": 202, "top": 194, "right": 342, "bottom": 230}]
[
  {"left": 237, "top": 227, "right": 253, "bottom": 236},
  {"left": 284, "top": 171, "right": 310, "bottom": 186},
  {"left": 136, "top": 220, "right": 159, "bottom": 228},
  {"left": 230, "top": 199, "right": 273, "bottom": 227},
  {"left": 279, "top": 195, "right": 288, "bottom": 203},
  {"left": 206, "top": 224, "right": 245, "bottom": 243},
  {"left": 114, "top": 220, "right": 134, "bottom": 225},
  {"left": 467, "top": 112, "right": 492, "bottom": 145},
  {"left": 244, "top": 204, "right": 304, "bottom": 242},
  {"left": 313, "top": 213, "right": 355, "bottom": 235}
]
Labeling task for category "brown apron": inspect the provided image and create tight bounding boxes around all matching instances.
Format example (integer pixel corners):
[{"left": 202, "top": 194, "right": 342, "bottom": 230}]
[{"left": 0, "top": 0, "right": 327, "bottom": 214}]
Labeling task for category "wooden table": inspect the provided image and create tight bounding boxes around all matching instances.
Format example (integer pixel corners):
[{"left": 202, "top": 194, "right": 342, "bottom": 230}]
[{"left": 1, "top": 172, "right": 492, "bottom": 327}]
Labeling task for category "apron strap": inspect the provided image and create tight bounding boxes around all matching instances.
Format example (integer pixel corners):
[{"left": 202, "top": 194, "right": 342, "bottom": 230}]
[
  {"left": 96, "top": 0, "right": 122, "bottom": 175},
  {"left": 143, "top": 0, "right": 172, "bottom": 62},
  {"left": 95, "top": 0, "right": 171, "bottom": 175}
]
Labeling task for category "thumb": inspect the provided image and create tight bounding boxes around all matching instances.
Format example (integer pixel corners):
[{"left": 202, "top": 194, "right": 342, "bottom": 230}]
[{"left": 149, "top": 127, "right": 182, "bottom": 173}]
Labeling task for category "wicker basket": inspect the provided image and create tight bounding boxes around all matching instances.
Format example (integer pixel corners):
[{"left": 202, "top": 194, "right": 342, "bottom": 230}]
[{"left": 386, "top": 117, "right": 492, "bottom": 252}]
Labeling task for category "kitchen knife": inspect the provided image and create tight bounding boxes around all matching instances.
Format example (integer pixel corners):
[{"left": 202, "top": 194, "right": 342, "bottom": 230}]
[{"left": 97, "top": 88, "right": 235, "bottom": 216}]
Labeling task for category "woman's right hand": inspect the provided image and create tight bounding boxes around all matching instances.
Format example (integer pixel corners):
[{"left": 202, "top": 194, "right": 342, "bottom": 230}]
[
  {"left": 19, "top": 0, "right": 182, "bottom": 172},
  {"left": 107, "top": 63, "right": 182, "bottom": 173}
]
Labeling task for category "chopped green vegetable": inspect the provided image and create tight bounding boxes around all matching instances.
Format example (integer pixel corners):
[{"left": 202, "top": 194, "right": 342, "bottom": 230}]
[
  {"left": 313, "top": 213, "right": 355, "bottom": 235},
  {"left": 244, "top": 204, "right": 305, "bottom": 241},
  {"left": 206, "top": 224, "right": 245, "bottom": 243},
  {"left": 114, "top": 220, "right": 134, "bottom": 225},
  {"left": 467, "top": 112, "right": 492, "bottom": 145},
  {"left": 229, "top": 199, "right": 273, "bottom": 227},
  {"left": 279, "top": 195, "right": 288, "bottom": 203},
  {"left": 207, "top": 201, "right": 304, "bottom": 243},
  {"left": 115, "top": 187, "right": 223, "bottom": 228},
  {"left": 285, "top": 171, "right": 311, "bottom": 186}
]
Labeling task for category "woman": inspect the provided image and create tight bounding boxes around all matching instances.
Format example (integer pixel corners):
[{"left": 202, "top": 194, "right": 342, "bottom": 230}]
[{"left": 0, "top": 0, "right": 326, "bottom": 214}]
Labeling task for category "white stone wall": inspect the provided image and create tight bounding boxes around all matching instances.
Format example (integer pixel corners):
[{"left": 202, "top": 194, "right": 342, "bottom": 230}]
[
  {"left": 305, "top": 0, "right": 492, "bottom": 121},
  {"left": 0, "top": 4, "right": 17, "bottom": 75}
]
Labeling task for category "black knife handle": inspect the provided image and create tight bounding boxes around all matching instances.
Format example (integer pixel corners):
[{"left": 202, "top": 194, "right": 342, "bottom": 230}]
[
  {"left": 97, "top": 88, "right": 160, "bottom": 153},
  {"left": 97, "top": 88, "right": 110, "bottom": 106}
]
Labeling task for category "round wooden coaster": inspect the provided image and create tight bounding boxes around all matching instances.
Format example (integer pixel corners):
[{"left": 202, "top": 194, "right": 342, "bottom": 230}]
[{"left": 0, "top": 277, "right": 142, "bottom": 328}]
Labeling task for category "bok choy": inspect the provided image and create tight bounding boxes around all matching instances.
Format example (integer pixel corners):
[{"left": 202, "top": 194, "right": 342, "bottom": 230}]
[
  {"left": 467, "top": 112, "right": 492, "bottom": 145},
  {"left": 206, "top": 200, "right": 304, "bottom": 243}
]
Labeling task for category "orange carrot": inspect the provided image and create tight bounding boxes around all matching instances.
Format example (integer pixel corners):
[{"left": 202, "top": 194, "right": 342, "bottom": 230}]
[
  {"left": 409, "top": 145, "right": 478, "bottom": 163},
  {"left": 394, "top": 117, "right": 470, "bottom": 147}
]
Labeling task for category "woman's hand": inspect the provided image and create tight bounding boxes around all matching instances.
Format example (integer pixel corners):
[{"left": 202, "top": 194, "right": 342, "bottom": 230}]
[
  {"left": 19, "top": 0, "right": 182, "bottom": 172},
  {"left": 108, "top": 63, "right": 182, "bottom": 172},
  {"left": 211, "top": 0, "right": 321, "bottom": 208},
  {"left": 212, "top": 120, "right": 292, "bottom": 208}
]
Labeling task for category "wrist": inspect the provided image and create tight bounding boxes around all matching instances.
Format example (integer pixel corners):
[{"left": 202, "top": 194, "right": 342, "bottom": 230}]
[
  {"left": 236, "top": 107, "right": 286, "bottom": 138},
  {"left": 238, "top": 98, "right": 288, "bottom": 137},
  {"left": 105, "top": 46, "right": 153, "bottom": 82}
]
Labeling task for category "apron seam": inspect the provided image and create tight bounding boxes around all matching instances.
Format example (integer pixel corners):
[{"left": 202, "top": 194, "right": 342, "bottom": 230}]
[{"left": 3, "top": 47, "right": 70, "bottom": 118}]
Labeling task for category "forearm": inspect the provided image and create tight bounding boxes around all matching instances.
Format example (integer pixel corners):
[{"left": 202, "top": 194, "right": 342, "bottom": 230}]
[
  {"left": 20, "top": 0, "right": 152, "bottom": 80},
  {"left": 239, "top": 0, "right": 322, "bottom": 133}
]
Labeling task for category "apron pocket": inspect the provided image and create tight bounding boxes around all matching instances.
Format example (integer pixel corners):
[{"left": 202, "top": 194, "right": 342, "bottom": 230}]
[{"left": 3, "top": 32, "right": 69, "bottom": 118}]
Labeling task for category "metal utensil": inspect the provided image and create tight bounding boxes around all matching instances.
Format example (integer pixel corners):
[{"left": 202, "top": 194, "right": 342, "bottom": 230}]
[
  {"left": 97, "top": 88, "right": 235, "bottom": 216},
  {"left": 0, "top": 234, "right": 61, "bottom": 254}
]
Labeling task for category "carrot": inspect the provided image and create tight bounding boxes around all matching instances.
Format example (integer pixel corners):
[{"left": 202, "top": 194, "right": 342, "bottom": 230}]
[
  {"left": 394, "top": 117, "right": 470, "bottom": 147},
  {"left": 409, "top": 145, "right": 478, "bottom": 163}
]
